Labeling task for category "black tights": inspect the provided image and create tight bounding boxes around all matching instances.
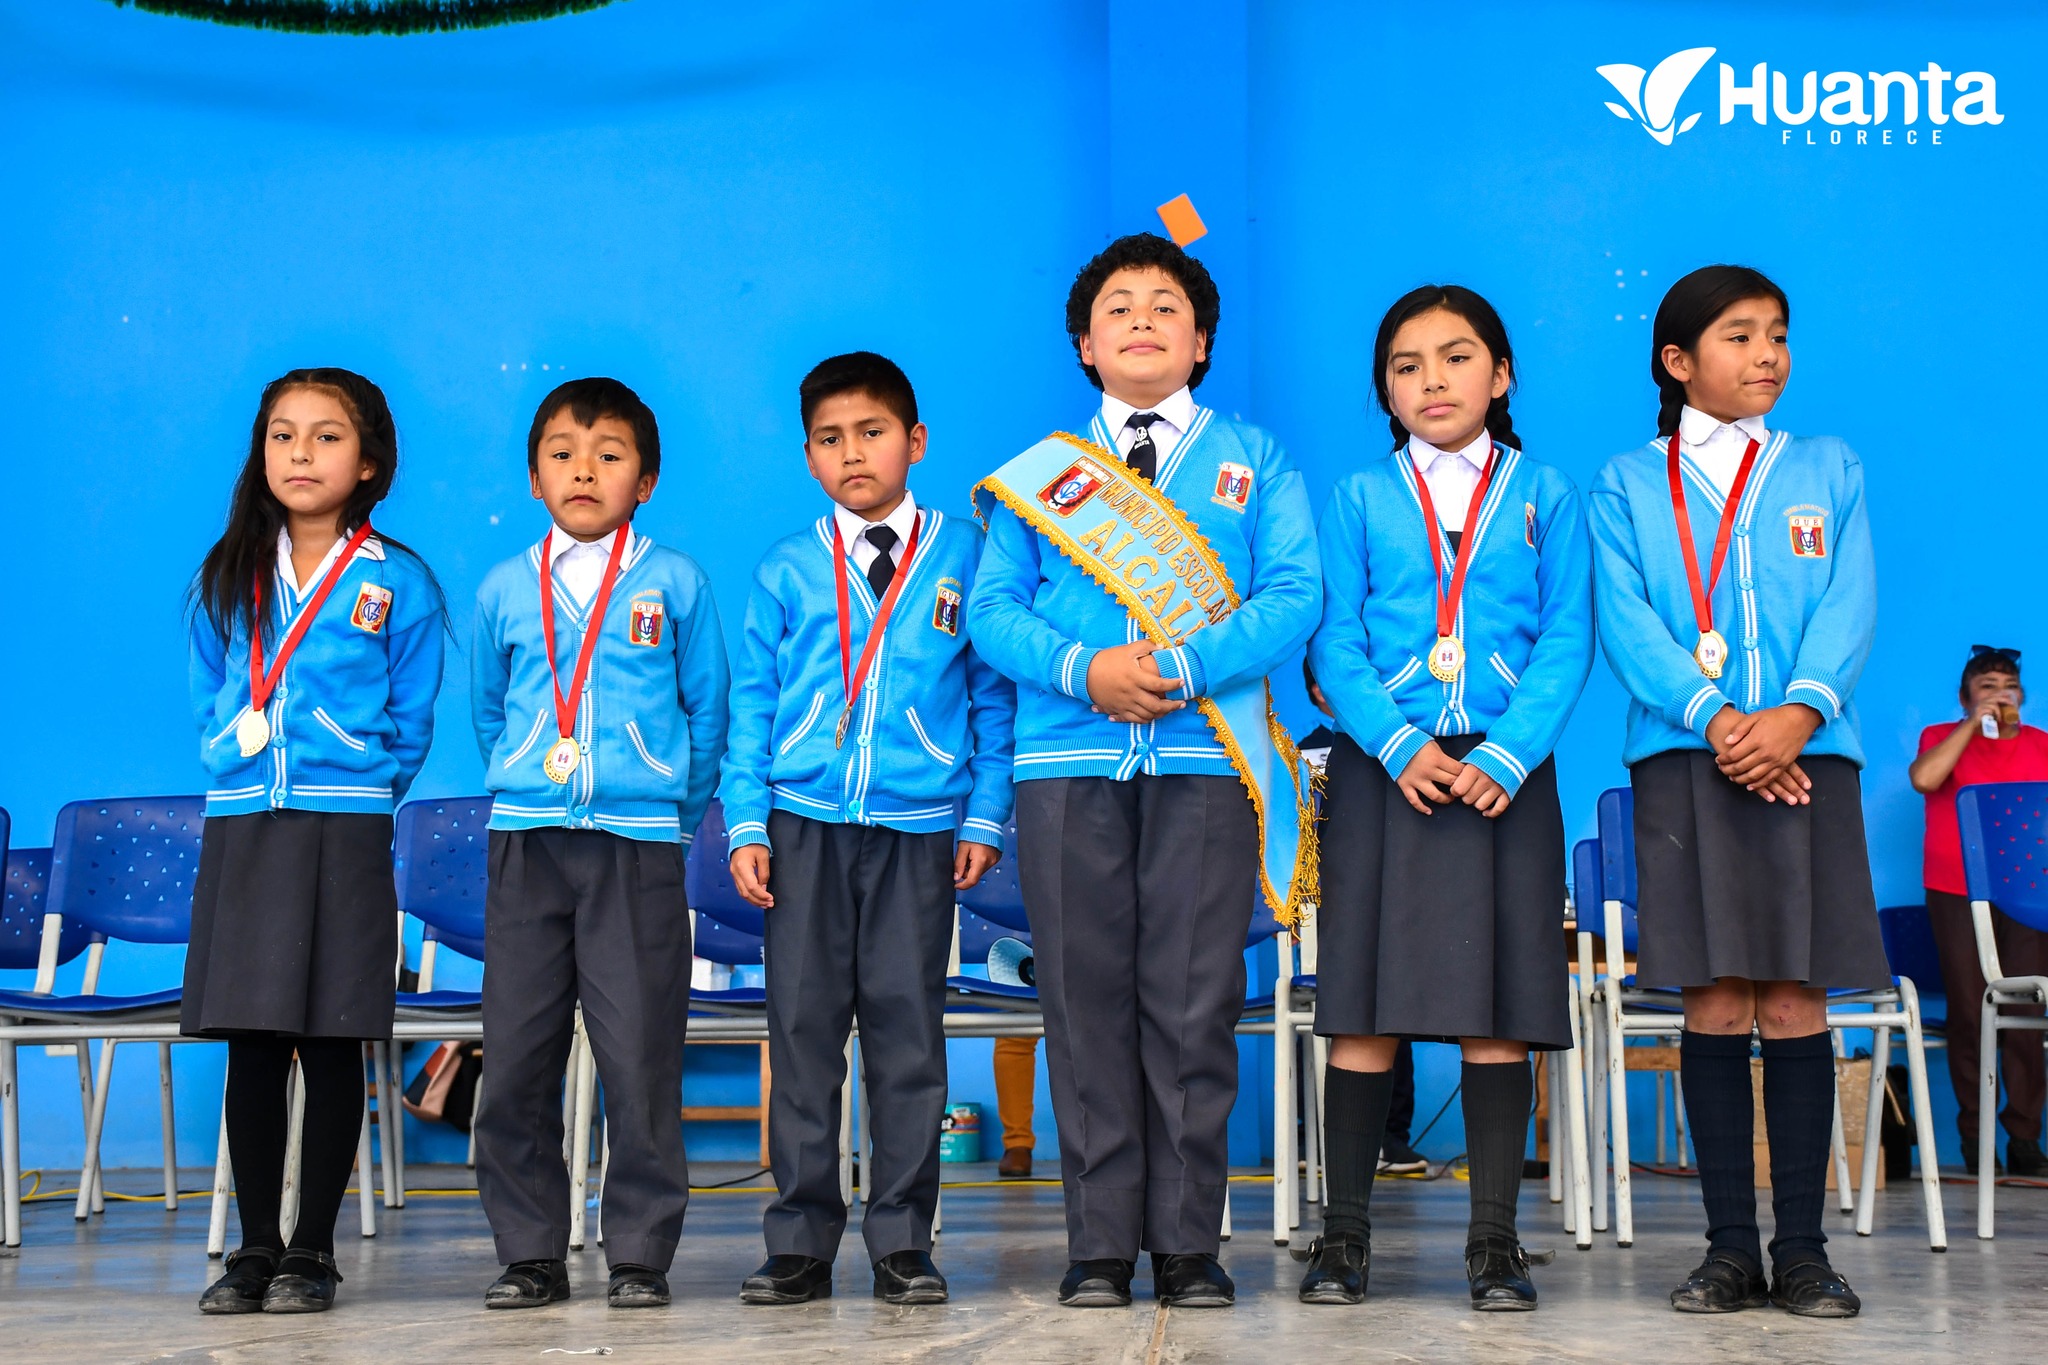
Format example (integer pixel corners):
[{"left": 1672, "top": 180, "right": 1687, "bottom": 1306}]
[{"left": 226, "top": 1035, "right": 366, "bottom": 1258}]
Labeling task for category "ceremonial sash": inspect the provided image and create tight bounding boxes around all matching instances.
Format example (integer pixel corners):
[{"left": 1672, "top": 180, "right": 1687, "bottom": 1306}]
[{"left": 973, "top": 431, "right": 1318, "bottom": 925}]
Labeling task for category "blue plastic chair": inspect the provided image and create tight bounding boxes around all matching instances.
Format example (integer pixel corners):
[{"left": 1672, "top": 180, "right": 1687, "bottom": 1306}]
[
  {"left": 393, "top": 796, "right": 492, "bottom": 1012},
  {"left": 687, "top": 800, "right": 766, "bottom": 938},
  {"left": 1877, "top": 904, "right": 1948, "bottom": 1041},
  {"left": 690, "top": 913, "right": 767, "bottom": 1011},
  {"left": 4, "top": 848, "right": 95, "bottom": 979},
  {"left": 1957, "top": 780, "right": 2048, "bottom": 1237},
  {"left": 0, "top": 796, "right": 206, "bottom": 1245}
]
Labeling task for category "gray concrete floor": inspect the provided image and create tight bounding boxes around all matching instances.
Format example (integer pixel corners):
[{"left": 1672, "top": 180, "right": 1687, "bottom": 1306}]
[{"left": 1, "top": 1163, "right": 2041, "bottom": 1362}]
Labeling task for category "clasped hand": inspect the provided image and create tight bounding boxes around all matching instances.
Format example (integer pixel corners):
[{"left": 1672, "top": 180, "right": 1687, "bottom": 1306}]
[
  {"left": 1087, "top": 641, "right": 1186, "bottom": 724},
  {"left": 1706, "top": 703, "right": 1822, "bottom": 804},
  {"left": 1396, "top": 741, "right": 1511, "bottom": 818}
]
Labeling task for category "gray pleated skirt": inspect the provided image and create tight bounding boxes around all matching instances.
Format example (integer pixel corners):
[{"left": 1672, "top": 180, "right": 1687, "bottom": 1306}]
[
  {"left": 1630, "top": 749, "right": 1891, "bottom": 990},
  {"left": 1312, "top": 733, "right": 1573, "bottom": 1050},
  {"left": 181, "top": 809, "right": 398, "bottom": 1040}
]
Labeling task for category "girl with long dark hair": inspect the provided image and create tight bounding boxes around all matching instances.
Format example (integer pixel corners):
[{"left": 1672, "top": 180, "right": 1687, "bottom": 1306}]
[
  {"left": 1589, "top": 266, "right": 1885, "bottom": 1318},
  {"left": 187, "top": 367, "right": 444, "bottom": 1314},
  {"left": 1301, "top": 286, "right": 1594, "bottom": 1310}
]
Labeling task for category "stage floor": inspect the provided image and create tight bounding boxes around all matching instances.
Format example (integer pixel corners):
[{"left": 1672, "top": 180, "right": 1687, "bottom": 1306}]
[{"left": 0, "top": 1162, "right": 2037, "bottom": 1362}]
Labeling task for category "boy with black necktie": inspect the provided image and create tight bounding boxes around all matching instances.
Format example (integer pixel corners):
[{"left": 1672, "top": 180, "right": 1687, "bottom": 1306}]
[
  {"left": 720, "top": 352, "right": 1014, "bottom": 1305},
  {"left": 470, "top": 378, "right": 730, "bottom": 1310},
  {"left": 968, "top": 234, "right": 1321, "bottom": 1308}
]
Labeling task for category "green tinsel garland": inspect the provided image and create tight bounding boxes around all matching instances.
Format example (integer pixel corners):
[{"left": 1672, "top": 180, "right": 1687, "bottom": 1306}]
[{"left": 106, "top": 0, "right": 621, "bottom": 35}]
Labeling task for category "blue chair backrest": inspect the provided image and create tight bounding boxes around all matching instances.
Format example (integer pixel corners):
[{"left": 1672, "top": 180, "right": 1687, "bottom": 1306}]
[
  {"left": 686, "top": 800, "right": 766, "bottom": 937},
  {"left": 1593, "top": 788, "right": 1641, "bottom": 952},
  {"left": 956, "top": 821, "right": 1030, "bottom": 934},
  {"left": 1877, "top": 903, "right": 1945, "bottom": 998},
  {"left": 394, "top": 796, "right": 492, "bottom": 957},
  {"left": 957, "top": 907, "right": 1016, "bottom": 963},
  {"left": 1571, "top": 838, "right": 1600, "bottom": 919},
  {"left": 1957, "top": 782, "right": 2048, "bottom": 930},
  {"left": 3, "top": 848, "right": 95, "bottom": 973},
  {"left": 1246, "top": 896, "right": 1285, "bottom": 950},
  {"left": 693, "top": 911, "right": 765, "bottom": 967},
  {"left": 47, "top": 797, "right": 205, "bottom": 944}
]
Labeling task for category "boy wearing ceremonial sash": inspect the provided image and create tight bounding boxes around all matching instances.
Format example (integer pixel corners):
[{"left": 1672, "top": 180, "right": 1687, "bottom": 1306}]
[
  {"left": 969, "top": 234, "right": 1321, "bottom": 1309},
  {"left": 471, "top": 379, "right": 730, "bottom": 1311},
  {"left": 721, "top": 353, "right": 1015, "bottom": 1306}
]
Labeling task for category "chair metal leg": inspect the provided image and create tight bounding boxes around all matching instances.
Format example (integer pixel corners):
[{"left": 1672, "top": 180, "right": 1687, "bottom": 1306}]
[
  {"left": 158, "top": 1041, "right": 179, "bottom": 1211},
  {"left": 595, "top": 1118, "right": 610, "bottom": 1247},
  {"left": 1655, "top": 1070, "right": 1668, "bottom": 1167},
  {"left": 1588, "top": 988, "right": 1609, "bottom": 1233},
  {"left": 280, "top": 1060, "right": 306, "bottom": 1244},
  {"left": 70, "top": 1040, "right": 104, "bottom": 1214},
  {"left": 934, "top": 1184, "right": 943, "bottom": 1238},
  {"left": 1828, "top": 1039, "right": 1853, "bottom": 1216},
  {"left": 374, "top": 1040, "right": 401, "bottom": 1209},
  {"left": 1547, "top": 1052, "right": 1565, "bottom": 1208},
  {"left": 838, "top": 1034, "right": 854, "bottom": 1207},
  {"left": 569, "top": 1025, "right": 597, "bottom": 1251},
  {"left": 2, "top": 1037, "right": 22, "bottom": 1248},
  {"left": 76, "top": 1038, "right": 117, "bottom": 1221},
  {"left": 388, "top": 1042, "right": 408, "bottom": 1207},
  {"left": 1564, "top": 984, "right": 1593, "bottom": 1249},
  {"left": 1980, "top": 1001, "right": 2000, "bottom": 1239},
  {"left": 1272, "top": 995, "right": 1295, "bottom": 1245},
  {"left": 1309, "top": 1032, "right": 1330, "bottom": 1204},
  {"left": 207, "top": 1095, "right": 232, "bottom": 1257},
  {"left": 1898, "top": 981, "right": 1947, "bottom": 1249},
  {"left": 855, "top": 1039, "right": 872, "bottom": 1211},
  {"left": 469, "top": 1064, "right": 482, "bottom": 1169},
  {"left": 356, "top": 1103, "right": 376, "bottom": 1239},
  {"left": 1605, "top": 983, "right": 1633, "bottom": 1246},
  {"left": 1854, "top": 1024, "right": 1890, "bottom": 1236},
  {"left": 1675, "top": 1082, "right": 1691, "bottom": 1168},
  {"left": 1220, "top": 1184, "right": 1233, "bottom": 1241}
]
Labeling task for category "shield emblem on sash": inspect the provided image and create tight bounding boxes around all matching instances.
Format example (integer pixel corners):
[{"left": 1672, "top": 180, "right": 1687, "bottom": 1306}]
[{"left": 1039, "top": 458, "right": 1109, "bottom": 517}]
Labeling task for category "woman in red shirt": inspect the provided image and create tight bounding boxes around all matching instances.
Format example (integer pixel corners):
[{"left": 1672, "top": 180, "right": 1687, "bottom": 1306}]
[{"left": 1908, "top": 645, "right": 2048, "bottom": 1176}]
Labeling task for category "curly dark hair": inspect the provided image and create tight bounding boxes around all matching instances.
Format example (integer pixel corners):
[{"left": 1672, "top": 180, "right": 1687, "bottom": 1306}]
[{"left": 1064, "top": 233, "right": 1221, "bottom": 391}]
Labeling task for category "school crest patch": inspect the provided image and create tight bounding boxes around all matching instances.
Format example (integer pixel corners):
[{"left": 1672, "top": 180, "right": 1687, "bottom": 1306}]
[
  {"left": 932, "top": 578, "right": 963, "bottom": 636},
  {"left": 1524, "top": 502, "right": 1537, "bottom": 548},
  {"left": 349, "top": 582, "right": 393, "bottom": 634},
  {"left": 1212, "top": 461, "right": 1253, "bottom": 510},
  {"left": 628, "top": 597, "right": 665, "bottom": 646},
  {"left": 1786, "top": 505, "right": 1828, "bottom": 558},
  {"left": 1039, "top": 457, "right": 1109, "bottom": 517}
]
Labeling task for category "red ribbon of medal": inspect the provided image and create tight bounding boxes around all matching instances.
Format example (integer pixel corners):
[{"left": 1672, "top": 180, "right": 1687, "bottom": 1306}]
[
  {"left": 1665, "top": 432, "right": 1760, "bottom": 680},
  {"left": 538, "top": 527, "right": 630, "bottom": 783},
  {"left": 239, "top": 520, "right": 378, "bottom": 757},
  {"left": 1409, "top": 445, "right": 1499, "bottom": 681},
  {"left": 831, "top": 512, "right": 923, "bottom": 748}
]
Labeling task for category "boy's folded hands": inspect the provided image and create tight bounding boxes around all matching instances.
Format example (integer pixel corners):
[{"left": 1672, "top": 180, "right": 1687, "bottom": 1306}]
[{"left": 1087, "top": 642, "right": 1186, "bottom": 724}]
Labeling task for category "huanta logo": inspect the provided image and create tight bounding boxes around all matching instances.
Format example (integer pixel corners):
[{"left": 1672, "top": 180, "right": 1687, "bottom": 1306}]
[{"left": 1599, "top": 48, "right": 2003, "bottom": 146}]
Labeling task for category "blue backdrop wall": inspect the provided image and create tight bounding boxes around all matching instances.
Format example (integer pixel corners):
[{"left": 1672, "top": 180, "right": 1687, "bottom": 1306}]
[{"left": 2, "top": 0, "right": 2040, "bottom": 1174}]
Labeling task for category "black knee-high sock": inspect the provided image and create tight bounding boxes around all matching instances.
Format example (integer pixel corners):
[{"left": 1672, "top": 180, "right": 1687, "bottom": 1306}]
[
  {"left": 1760, "top": 1031, "right": 1835, "bottom": 1271},
  {"left": 1321, "top": 1066, "right": 1396, "bottom": 1243},
  {"left": 225, "top": 1035, "right": 297, "bottom": 1254},
  {"left": 1461, "top": 1060, "right": 1531, "bottom": 1246},
  {"left": 1679, "top": 1030, "right": 1760, "bottom": 1269},
  {"left": 283, "top": 1039, "right": 369, "bottom": 1258}
]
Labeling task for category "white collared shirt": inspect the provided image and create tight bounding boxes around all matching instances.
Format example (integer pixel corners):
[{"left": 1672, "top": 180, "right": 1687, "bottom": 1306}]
[
  {"left": 1677, "top": 405, "right": 1771, "bottom": 499},
  {"left": 548, "top": 524, "right": 627, "bottom": 610},
  {"left": 833, "top": 490, "right": 920, "bottom": 578},
  {"left": 276, "top": 526, "right": 352, "bottom": 598},
  {"left": 1408, "top": 428, "right": 1493, "bottom": 531},
  {"left": 1101, "top": 386, "right": 1197, "bottom": 464}
]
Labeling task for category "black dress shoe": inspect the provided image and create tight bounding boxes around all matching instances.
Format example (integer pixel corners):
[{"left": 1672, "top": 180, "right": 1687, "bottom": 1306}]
[
  {"left": 1770, "top": 1260, "right": 1861, "bottom": 1318},
  {"left": 740, "top": 1254, "right": 833, "bottom": 1305},
  {"left": 1296, "top": 1234, "right": 1369, "bottom": 1305},
  {"left": 262, "top": 1251, "right": 342, "bottom": 1314},
  {"left": 1152, "top": 1252, "right": 1234, "bottom": 1308},
  {"left": 1464, "top": 1237, "right": 1536, "bottom": 1311},
  {"left": 1669, "top": 1251, "right": 1768, "bottom": 1313},
  {"left": 1058, "top": 1258, "right": 1134, "bottom": 1308},
  {"left": 485, "top": 1259, "right": 571, "bottom": 1309},
  {"left": 2007, "top": 1136, "right": 2048, "bottom": 1178},
  {"left": 198, "top": 1247, "right": 281, "bottom": 1315},
  {"left": 873, "top": 1249, "right": 949, "bottom": 1304},
  {"left": 608, "top": 1264, "right": 670, "bottom": 1308}
]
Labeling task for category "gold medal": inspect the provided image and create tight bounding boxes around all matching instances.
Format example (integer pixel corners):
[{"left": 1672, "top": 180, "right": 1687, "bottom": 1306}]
[
  {"left": 1693, "top": 628, "right": 1729, "bottom": 680},
  {"left": 1428, "top": 634, "right": 1465, "bottom": 682},
  {"left": 543, "top": 737, "right": 581, "bottom": 784},
  {"left": 834, "top": 706, "right": 854, "bottom": 749},
  {"left": 236, "top": 709, "right": 271, "bottom": 758}
]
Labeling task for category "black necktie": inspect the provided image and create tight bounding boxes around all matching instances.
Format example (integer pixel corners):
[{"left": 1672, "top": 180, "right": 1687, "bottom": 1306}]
[
  {"left": 1124, "top": 410, "right": 1164, "bottom": 483},
  {"left": 864, "top": 524, "right": 900, "bottom": 597}
]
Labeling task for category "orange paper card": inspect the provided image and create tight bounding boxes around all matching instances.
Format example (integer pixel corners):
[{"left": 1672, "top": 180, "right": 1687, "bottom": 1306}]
[{"left": 1156, "top": 193, "right": 1207, "bottom": 246}]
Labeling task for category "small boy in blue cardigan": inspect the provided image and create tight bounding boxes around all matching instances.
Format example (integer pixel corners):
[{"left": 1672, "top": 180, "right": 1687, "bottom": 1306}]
[
  {"left": 720, "top": 352, "right": 1015, "bottom": 1306},
  {"left": 471, "top": 378, "right": 730, "bottom": 1311}
]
